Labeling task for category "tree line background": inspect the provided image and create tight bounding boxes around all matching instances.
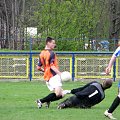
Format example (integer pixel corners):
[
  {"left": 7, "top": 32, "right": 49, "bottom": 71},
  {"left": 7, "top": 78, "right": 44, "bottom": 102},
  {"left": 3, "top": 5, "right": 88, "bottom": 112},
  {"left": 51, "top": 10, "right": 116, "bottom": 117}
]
[{"left": 0, "top": 0, "right": 120, "bottom": 51}]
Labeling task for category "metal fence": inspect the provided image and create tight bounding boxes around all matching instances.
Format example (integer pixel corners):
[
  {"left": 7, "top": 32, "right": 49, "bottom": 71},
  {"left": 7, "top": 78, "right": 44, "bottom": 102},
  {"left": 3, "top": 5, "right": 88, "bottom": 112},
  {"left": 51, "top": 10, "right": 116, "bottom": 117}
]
[{"left": 0, "top": 51, "right": 118, "bottom": 81}]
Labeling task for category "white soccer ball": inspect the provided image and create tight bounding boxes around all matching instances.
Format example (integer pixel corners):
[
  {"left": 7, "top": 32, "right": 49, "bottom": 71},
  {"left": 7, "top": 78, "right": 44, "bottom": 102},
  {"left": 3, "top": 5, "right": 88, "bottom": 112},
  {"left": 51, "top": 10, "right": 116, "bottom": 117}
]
[{"left": 61, "top": 71, "right": 72, "bottom": 81}]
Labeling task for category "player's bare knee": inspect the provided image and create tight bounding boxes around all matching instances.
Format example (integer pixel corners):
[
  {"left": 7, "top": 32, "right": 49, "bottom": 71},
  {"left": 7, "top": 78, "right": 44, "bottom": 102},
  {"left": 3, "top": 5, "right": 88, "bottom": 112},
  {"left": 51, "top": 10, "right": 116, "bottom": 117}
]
[
  {"left": 54, "top": 87, "right": 63, "bottom": 97},
  {"left": 55, "top": 92, "right": 62, "bottom": 97}
]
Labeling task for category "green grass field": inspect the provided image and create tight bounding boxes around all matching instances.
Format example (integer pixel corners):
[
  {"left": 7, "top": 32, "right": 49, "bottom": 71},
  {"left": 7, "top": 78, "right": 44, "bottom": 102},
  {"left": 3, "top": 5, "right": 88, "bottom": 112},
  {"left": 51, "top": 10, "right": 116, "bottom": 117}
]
[{"left": 0, "top": 80, "right": 120, "bottom": 120}]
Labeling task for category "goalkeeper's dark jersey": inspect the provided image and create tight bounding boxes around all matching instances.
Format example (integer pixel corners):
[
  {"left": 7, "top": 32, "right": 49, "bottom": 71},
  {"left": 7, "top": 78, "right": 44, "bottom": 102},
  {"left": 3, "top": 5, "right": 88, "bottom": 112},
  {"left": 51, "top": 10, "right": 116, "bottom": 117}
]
[{"left": 64, "top": 81, "right": 105, "bottom": 108}]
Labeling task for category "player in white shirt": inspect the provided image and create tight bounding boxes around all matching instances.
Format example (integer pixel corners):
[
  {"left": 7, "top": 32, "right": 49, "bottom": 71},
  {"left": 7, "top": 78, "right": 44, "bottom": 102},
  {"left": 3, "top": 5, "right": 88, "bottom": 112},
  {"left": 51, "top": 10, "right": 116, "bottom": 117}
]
[{"left": 104, "top": 46, "right": 120, "bottom": 120}]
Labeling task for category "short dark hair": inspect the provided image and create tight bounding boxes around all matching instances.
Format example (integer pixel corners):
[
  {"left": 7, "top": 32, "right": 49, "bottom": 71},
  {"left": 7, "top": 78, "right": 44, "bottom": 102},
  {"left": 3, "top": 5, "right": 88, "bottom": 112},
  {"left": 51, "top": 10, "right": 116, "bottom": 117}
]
[
  {"left": 46, "top": 37, "right": 54, "bottom": 44},
  {"left": 102, "top": 79, "right": 113, "bottom": 90}
]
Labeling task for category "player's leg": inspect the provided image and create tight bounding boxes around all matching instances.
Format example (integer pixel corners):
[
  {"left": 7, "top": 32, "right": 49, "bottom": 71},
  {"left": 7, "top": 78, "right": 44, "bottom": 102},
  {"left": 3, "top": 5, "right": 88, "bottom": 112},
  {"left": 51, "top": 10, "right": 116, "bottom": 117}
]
[
  {"left": 48, "top": 75, "right": 63, "bottom": 98},
  {"left": 36, "top": 92, "right": 62, "bottom": 109},
  {"left": 57, "top": 96, "right": 74, "bottom": 109},
  {"left": 104, "top": 94, "right": 120, "bottom": 119},
  {"left": 54, "top": 86, "right": 63, "bottom": 97},
  {"left": 48, "top": 74, "right": 71, "bottom": 97},
  {"left": 36, "top": 86, "right": 63, "bottom": 109},
  {"left": 36, "top": 75, "right": 64, "bottom": 109},
  {"left": 57, "top": 96, "right": 80, "bottom": 109},
  {"left": 108, "top": 95, "right": 120, "bottom": 113}
]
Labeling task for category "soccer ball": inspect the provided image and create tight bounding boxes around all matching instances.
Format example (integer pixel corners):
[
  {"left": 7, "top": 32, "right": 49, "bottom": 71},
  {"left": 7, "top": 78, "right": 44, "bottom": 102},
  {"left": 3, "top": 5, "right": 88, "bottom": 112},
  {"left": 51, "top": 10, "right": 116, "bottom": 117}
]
[{"left": 61, "top": 71, "right": 72, "bottom": 81}]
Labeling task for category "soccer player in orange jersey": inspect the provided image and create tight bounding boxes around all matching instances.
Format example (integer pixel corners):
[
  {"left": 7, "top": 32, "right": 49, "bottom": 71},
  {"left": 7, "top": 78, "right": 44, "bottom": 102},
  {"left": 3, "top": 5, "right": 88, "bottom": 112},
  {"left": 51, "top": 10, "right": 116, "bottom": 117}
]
[{"left": 36, "top": 37, "right": 71, "bottom": 108}]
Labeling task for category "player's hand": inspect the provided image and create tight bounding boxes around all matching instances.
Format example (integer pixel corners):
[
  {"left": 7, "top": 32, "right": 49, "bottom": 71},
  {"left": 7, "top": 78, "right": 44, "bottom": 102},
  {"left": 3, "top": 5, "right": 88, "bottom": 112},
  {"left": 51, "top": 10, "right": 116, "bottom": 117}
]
[
  {"left": 37, "top": 65, "right": 41, "bottom": 70},
  {"left": 105, "top": 67, "right": 111, "bottom": 75},
  {"left": 36, "top": 65, "right": 44, "bottom": 72}
]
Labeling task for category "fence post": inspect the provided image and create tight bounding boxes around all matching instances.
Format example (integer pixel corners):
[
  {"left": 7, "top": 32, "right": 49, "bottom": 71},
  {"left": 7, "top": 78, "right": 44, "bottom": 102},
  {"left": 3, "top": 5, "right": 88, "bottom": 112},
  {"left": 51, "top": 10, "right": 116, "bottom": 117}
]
[
  {"left": 29, "top": 37, "right": 32, "bottom": 81},
  {"left": 72, "top": 54, "right": 75, "bottom": 81},
  {"left": 113, "top": 61, "right": 116, "bottom": 81}
]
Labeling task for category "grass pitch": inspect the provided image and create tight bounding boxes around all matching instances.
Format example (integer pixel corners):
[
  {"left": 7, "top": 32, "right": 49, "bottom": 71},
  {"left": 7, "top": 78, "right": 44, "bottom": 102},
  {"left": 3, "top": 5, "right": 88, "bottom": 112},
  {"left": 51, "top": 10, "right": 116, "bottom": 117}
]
[{"left": 0, "top": 80, "right": 120, "bottom": 120}]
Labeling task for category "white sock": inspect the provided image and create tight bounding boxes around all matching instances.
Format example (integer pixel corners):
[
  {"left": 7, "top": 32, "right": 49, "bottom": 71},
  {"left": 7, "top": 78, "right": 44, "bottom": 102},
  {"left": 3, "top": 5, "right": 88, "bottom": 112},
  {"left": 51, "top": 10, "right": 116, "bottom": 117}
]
[
  {"left": 62, "top": 90, "right": 71, "bottom": 95},
  {"left": 118, "top": 93, "right": 120, "bottom": 98}
]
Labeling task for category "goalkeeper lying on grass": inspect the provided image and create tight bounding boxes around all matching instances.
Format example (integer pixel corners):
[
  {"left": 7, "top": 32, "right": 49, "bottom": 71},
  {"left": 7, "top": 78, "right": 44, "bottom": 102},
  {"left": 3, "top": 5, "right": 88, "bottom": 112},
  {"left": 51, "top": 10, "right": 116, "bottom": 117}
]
[{"left": 57, "top": 79, "right": 112, "bottom": 109}]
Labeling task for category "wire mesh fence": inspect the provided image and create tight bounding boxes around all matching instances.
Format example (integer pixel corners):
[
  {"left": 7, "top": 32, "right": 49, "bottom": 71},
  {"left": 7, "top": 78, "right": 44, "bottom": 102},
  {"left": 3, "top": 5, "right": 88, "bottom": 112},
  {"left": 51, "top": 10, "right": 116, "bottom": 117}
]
[{"left": 0, "top": 52, "right": 118, "bottom": 81}]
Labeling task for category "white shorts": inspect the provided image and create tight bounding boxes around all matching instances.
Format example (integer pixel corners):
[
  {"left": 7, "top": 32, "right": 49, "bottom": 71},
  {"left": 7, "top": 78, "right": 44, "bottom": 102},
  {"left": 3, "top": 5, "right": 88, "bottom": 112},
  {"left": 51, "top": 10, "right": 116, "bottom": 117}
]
[{"left": 46, "top": 74, "right": 62, "bottom": 91}]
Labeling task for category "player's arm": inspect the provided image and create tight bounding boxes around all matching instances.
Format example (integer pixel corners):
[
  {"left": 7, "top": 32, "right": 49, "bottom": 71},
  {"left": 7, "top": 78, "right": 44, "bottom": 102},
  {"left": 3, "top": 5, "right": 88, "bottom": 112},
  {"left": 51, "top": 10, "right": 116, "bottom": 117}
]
[
  {"left": 37, "top": 65, "right": 44, "bottom": 72},
  {"left": 105, "top": 54, "right": 116, "bottom": 75},
  {"left": 71, "top": 81, "right": 97, "bottom": 94},
  {"left": 49, "top": 52, "right": 61, "bottom": 76},
  {"left": 106, "top": 46, "right": 120, "bottom": 74},
  {"left": 50, "top": 66, "right": 61, "bottom": 75},
  {"left": 37, "top": 57, "right": 44, "bottom": 72}
]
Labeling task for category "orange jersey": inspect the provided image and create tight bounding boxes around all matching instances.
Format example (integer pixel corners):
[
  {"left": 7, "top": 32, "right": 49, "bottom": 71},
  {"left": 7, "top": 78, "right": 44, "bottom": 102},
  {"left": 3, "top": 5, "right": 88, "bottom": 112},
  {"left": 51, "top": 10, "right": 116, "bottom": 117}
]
[{"left": 38, "top": 49, "right": 58, "bottom": 81}]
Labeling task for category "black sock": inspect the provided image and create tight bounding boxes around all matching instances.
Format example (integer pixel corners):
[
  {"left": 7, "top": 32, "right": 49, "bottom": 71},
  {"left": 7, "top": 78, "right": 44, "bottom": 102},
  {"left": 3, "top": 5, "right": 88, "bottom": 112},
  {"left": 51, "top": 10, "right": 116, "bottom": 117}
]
[
  {"left": 108, "top": 96, "right": 120, "bottom": 113},
  {"left": 50, "top": 94, "right": 62, "bottom": 102},
  {"left": 40, "top": 93, "right": 62, "bottom": 103}
]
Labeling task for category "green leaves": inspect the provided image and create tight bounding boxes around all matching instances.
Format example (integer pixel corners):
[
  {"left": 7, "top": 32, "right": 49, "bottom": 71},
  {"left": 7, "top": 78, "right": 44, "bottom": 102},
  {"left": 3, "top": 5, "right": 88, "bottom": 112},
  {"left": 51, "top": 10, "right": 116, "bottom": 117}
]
[
  {"left": 25, "top": 0, "right": 111, "bottom": 51},
  {"left": 33, "top": 1, "right": 109, "bottom": 39}
]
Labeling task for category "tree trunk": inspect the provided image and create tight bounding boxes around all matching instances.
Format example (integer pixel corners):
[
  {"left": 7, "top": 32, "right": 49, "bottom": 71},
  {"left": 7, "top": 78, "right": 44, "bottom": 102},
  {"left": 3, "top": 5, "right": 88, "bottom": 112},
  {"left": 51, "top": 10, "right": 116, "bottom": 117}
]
[{"left": 4, "top": 0, "right": 9, "bottom": 48}]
